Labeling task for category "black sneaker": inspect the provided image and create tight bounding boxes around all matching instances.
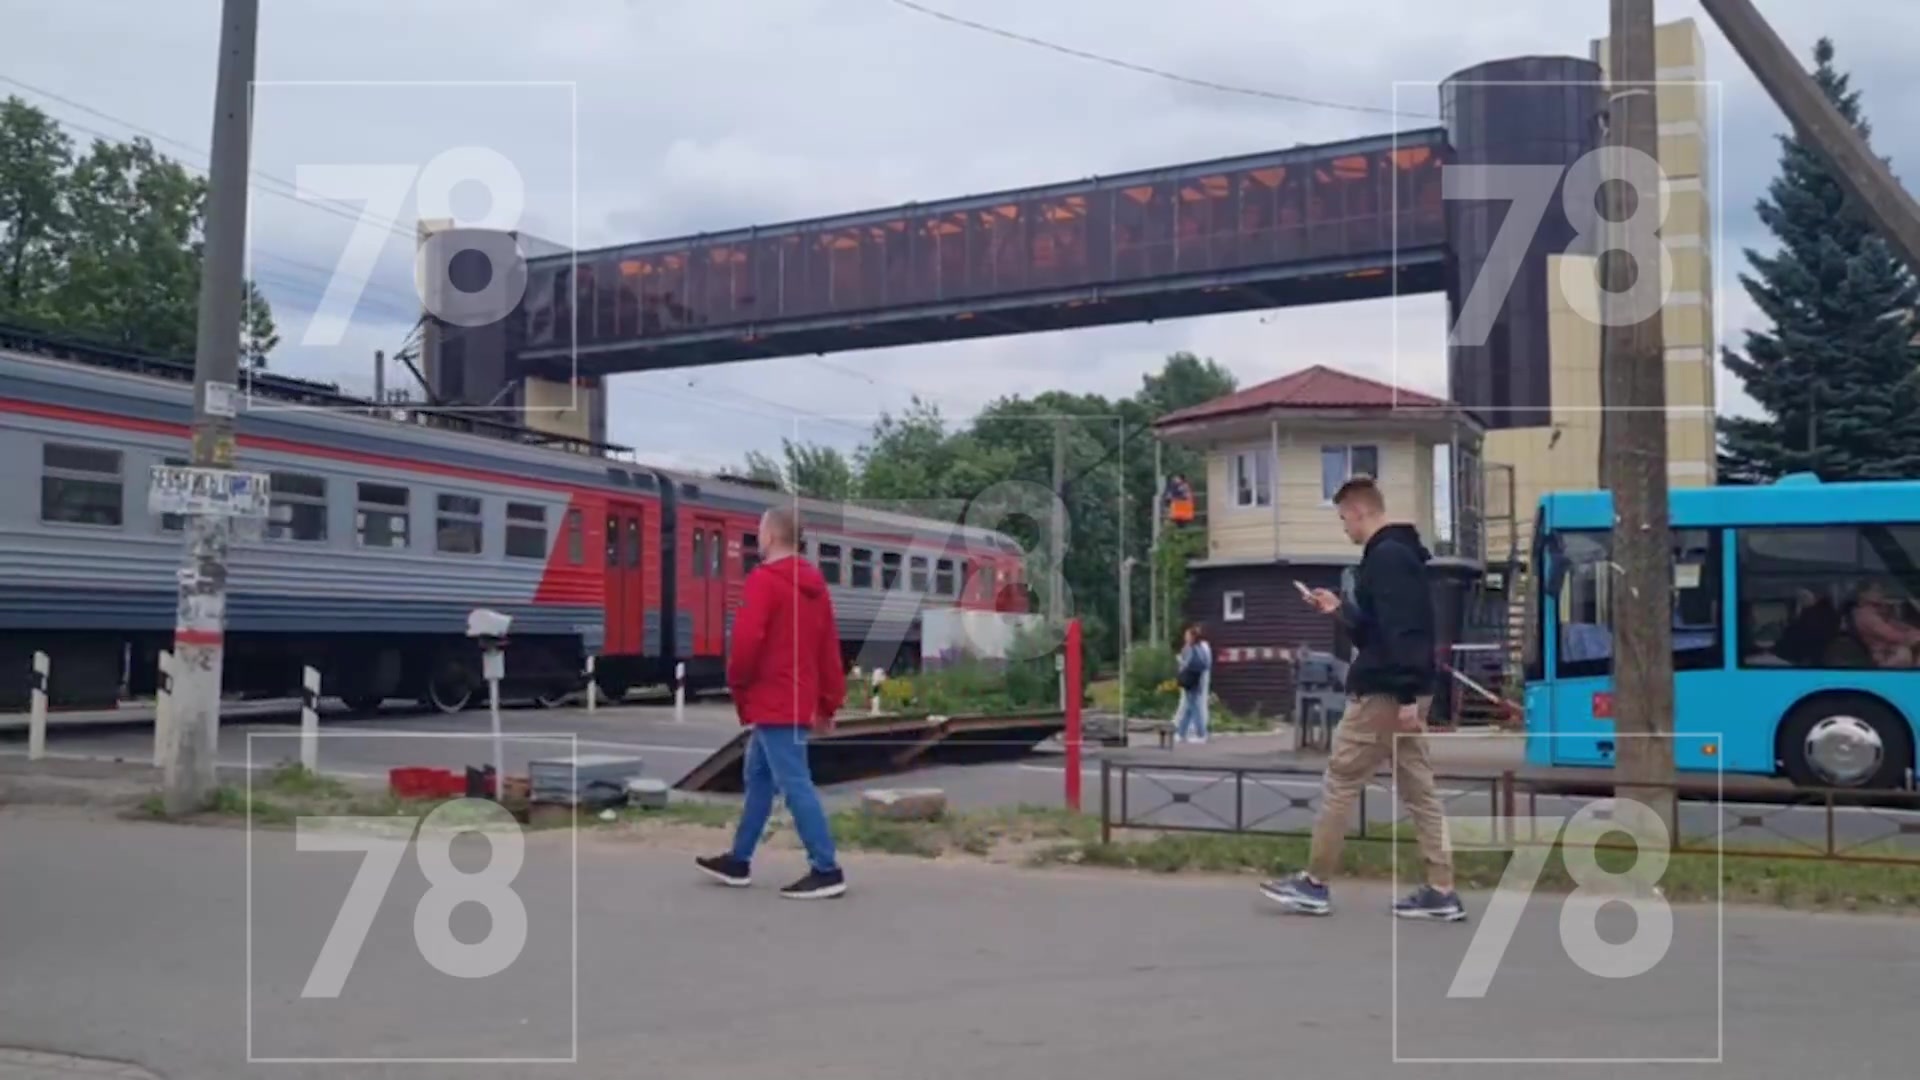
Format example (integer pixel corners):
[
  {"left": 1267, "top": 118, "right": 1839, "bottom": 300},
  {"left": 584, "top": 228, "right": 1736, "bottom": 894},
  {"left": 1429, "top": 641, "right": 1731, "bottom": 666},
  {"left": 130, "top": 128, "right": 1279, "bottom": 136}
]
[
  {"left": 695, "top": 854, "right": 751, "bottom": 887},
  {"left": 780, "top": 868, "right": 847, "bottom": 900}
]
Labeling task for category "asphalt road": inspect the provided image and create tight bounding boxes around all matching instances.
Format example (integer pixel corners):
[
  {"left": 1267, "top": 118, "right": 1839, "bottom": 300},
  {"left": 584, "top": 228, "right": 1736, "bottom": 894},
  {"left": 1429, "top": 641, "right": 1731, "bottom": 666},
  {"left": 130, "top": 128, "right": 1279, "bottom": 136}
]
[
  {"left": 2, "top": 809, "right": 1915, "bottom": 1079},
  {"left": 7, "top": 701, "right": 1918, "bottom": 858}
]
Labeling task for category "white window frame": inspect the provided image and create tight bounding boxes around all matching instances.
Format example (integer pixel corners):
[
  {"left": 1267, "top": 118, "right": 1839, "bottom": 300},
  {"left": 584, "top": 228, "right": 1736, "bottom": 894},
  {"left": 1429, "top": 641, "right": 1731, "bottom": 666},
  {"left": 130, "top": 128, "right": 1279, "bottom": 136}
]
[
  {"left": 1230, "top": 447, "right": 1273, "bottom": 510},
  {"left": 1320, "top": 444, "right": 1380, "bottom": 504},
  {"left": 1223, "top": 590, "right": 1246, "bottom": 622},
  {"left": 267, "top": 471, "right": 329, "bottom": 543}
]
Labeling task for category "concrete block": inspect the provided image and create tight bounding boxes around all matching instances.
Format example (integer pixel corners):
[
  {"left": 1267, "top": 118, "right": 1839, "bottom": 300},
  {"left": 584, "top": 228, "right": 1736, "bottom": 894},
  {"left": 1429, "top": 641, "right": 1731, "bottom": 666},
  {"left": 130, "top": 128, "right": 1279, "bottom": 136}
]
[
  {"left": 625, "top": 777, "right": 670, "bottom": 810},
  {"left": 860, "top": 787, "right": 947, "bottom": 822}
]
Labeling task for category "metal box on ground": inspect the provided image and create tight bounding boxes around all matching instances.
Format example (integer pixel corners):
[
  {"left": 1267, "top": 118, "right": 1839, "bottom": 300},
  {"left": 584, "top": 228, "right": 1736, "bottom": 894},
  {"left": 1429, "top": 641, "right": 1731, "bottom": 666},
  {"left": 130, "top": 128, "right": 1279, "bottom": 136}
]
[
  {"left": 528, "top": 754, "right": 643, "bottom": 808},
  {"left": 625, "top": 777, "right": 670, "bottom": 810}
]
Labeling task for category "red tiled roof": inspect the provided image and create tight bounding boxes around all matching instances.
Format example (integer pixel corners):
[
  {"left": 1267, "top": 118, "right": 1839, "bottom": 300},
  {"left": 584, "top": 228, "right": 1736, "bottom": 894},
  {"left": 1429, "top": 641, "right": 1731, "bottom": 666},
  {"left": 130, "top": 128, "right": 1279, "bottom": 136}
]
[{"left": 1153, "top": 364, "right": 1450, "bottom": 427}]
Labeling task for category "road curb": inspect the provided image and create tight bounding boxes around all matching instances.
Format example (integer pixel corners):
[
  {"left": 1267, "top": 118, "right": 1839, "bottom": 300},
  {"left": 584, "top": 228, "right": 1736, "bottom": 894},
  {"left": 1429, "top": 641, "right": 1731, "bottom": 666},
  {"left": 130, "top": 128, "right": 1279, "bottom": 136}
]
[{"left": 0, "top": 1047, "right": 161, "bottom": 1079}]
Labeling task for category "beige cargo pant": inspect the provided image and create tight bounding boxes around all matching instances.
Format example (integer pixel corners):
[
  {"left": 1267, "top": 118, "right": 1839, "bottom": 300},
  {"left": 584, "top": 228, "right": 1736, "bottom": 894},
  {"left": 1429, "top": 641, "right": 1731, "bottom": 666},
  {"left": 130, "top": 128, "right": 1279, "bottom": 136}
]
[{"left": 1306, "top": 694, "right": 1454, "bottom": 891}]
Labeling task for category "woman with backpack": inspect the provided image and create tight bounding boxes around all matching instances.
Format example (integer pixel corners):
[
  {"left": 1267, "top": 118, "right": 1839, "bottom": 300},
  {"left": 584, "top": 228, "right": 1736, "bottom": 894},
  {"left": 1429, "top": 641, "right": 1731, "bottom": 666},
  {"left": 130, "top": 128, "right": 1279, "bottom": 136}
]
[{"left": 1173, "top": 623, "right": 1212, "bottom": 745}]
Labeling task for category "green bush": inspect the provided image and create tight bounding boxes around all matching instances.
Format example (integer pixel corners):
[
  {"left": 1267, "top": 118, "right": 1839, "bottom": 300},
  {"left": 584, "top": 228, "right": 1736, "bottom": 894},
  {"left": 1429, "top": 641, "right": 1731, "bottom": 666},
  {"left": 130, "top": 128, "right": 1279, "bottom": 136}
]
[{"left": 1123, "top": 642, "right": 1181, "bottom": 717}]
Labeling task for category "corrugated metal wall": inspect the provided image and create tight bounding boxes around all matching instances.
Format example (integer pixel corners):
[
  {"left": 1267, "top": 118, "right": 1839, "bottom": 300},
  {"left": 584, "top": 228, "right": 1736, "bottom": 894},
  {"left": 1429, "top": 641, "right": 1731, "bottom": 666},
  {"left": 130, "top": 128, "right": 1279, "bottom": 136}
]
[{"left": 1184, "top": 563, "right": 1342, "bottom": 718}]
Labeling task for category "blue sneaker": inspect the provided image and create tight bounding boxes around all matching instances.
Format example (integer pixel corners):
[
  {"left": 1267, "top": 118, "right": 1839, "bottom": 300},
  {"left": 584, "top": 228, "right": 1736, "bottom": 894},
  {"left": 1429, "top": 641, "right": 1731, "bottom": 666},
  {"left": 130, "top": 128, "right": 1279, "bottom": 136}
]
[
  {"left": 1393, "top": 885, "right": 1467, "bottom": 922},
  {"left": 1260, "top": 872, "right": 1332, "bottom": 915}
]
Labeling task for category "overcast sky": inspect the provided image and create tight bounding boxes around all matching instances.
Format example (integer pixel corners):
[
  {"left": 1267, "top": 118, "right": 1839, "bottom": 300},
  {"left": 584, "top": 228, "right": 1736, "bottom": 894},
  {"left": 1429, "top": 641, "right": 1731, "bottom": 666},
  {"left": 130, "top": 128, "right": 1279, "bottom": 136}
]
[{"left": 6, "top": 0, "right": 1918, "bottom": 473}]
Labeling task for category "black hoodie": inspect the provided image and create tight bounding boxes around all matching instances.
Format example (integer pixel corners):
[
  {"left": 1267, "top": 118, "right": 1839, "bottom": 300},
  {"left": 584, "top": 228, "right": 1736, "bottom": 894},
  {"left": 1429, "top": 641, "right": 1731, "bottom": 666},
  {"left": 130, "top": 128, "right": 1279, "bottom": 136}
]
[{"left": 1339, "top": 523, "right": 1436, "bottom": 704}]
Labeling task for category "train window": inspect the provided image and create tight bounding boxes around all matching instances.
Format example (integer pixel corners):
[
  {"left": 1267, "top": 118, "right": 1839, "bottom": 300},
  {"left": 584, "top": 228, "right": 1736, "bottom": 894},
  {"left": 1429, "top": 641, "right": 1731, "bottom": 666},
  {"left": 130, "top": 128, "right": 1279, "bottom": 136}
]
[
  {"left": 435, "top": 494, "right": 484, "bottom": 555},
  {"left": 41, "top": 442, "right": 123, "bottom": 527},
  {"left": 692, "top": 530, "right": 706, "bottom": 578},
  {"left": 505, "top": 502, "right": 548, "bottom": 559},
  {"left": 881, "top": 552, "right": 902, "bottom": 590},
  {"left": 711, "top": 533, "right": 724, "bottom": 577},
  {"left": 356, "top": 482, "right": 410, "bottom": 549},
  {"left": 606, "top": 514, "right": 620, "bottom": 565},
  {"left": 158, "top": 456, "right": 187, "bottom": 532},
  {"left": 267, "top": 472, "right": 327, "bottom": 543},
  {"left": 818, "top": 542, "right": 842, "bottom": 585},
  {"left": 935, "top": 558, "right": 955, "bottom": 596},
  {"left": 851, "top": 547, "right": 874, "bottom": 588},
  {"left": 567, "top": 510, "right": 585, "bottom": 565},
  {"left": 910, "top": 555, "right": 930, "bottom": 593},
  {"left": 625, "top": 518, "right": 641, "bottom": 568},
  {"left": 742, "top": 533, "right": 760, "bottom": 574},
  {"left": 982, "top": 566, "right": 998, "bottom": 603}
]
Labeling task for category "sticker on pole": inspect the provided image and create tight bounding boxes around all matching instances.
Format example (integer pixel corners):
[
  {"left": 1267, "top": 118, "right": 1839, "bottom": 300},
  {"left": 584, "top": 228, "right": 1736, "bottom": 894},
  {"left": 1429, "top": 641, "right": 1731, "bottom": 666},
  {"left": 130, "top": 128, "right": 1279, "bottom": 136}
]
[{"left": 149, "top": 465, "right": 272, "bottom": 518}]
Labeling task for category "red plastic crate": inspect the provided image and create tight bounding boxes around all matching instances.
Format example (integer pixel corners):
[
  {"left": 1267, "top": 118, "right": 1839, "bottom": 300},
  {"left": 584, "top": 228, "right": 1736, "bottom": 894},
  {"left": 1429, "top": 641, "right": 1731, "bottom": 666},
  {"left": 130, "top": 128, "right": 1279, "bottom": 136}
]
[{"left": 389, "top": 767, "right": 458, "bottom": 800}]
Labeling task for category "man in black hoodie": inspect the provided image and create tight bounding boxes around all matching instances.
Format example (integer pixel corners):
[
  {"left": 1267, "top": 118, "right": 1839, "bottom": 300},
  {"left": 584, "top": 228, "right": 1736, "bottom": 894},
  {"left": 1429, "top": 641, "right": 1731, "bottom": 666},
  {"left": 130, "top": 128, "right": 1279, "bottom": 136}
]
[{"left": 1261, "top": 477, "right": 1465, "bottom": 921}]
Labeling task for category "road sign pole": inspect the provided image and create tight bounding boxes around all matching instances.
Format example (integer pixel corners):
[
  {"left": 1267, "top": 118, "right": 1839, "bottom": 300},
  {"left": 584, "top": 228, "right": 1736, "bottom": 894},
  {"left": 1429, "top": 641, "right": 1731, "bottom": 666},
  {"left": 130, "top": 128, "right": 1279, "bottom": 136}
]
[{"left": 165, "top": 0, "right": 259, "bottom": 815}]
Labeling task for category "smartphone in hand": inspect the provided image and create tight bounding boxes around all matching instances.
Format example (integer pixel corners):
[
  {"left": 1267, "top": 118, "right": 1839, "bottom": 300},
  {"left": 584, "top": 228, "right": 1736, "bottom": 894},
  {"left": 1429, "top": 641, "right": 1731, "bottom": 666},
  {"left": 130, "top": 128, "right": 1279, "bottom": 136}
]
[{"left": 1293, "top": 579, "right": 1313, "bottom": 602}]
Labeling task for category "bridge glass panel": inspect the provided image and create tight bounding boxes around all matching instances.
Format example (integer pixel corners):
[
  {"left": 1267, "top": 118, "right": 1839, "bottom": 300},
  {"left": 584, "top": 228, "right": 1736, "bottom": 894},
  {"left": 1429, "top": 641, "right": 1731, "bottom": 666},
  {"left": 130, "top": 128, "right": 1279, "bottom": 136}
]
[
  {"left": 1028, "top": 194, "right": 1088, "bottom": 289},
  {"left": 617, "top": 258, "right": 642, "bottom": 336}
]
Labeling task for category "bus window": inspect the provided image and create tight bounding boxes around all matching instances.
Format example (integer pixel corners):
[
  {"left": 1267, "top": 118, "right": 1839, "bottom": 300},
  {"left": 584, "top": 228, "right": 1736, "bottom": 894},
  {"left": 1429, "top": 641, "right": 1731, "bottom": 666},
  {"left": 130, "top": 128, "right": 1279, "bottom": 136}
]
[
  {"left": 1551, "top": 528, "right": 1721, "bottom": 679},
  {"left": 1736, "top": 524, "right": 1920, "bottom": 669}
]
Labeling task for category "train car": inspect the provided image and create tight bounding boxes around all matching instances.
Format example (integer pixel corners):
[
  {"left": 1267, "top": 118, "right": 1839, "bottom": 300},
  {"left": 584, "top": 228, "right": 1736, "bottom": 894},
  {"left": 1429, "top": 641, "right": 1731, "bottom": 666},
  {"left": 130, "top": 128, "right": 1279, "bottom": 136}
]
[{"left": 0, "top": 328, "right": 1030, "bottom": 713}]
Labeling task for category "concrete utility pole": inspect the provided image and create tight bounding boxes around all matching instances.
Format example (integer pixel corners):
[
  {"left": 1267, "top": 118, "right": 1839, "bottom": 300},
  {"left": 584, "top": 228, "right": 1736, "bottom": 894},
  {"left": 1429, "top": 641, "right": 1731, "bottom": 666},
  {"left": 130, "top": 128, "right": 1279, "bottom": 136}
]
[
  {"left": 165, "top": 0, "right": 259, "bottom": 814},
  {"left": 1149, "top": 439, "right": 1163, "bottom": 648},
  {"left": 1699, "top": 0, "right": 1920, "bottom": 279},
  {"left": 1602, "top": 0, "right": 1676, "bottom": 795}
]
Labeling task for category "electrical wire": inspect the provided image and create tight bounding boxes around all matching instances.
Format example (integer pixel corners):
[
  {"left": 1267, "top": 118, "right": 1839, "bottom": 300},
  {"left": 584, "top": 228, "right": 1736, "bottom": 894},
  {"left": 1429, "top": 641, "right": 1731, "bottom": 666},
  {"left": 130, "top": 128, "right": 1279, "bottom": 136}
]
[{"left": 885, "top": 0, "right": 1435, "bottom": 120}]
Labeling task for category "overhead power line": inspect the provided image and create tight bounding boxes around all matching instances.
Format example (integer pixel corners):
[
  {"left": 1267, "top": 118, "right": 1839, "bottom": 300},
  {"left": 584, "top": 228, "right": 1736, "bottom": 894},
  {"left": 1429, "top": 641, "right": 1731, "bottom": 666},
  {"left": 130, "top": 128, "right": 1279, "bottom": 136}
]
[{"left": 885, "top": 0, "right": 1436, "bottom": 120}]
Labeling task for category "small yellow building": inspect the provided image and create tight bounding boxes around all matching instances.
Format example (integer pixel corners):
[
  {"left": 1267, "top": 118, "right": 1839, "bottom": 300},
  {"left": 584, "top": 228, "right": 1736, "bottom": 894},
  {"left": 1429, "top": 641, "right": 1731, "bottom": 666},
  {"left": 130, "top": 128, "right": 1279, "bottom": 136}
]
[{"left": 1152, "top": 365, "right": 1488, "bottom": 717}]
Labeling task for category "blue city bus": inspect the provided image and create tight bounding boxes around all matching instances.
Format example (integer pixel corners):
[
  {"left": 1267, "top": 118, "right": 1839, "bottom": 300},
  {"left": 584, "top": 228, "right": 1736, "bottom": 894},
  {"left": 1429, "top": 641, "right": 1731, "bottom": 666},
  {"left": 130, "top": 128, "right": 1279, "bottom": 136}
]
[{"left": 1523, "top": 473, "right": 1920, "bottom": 790}]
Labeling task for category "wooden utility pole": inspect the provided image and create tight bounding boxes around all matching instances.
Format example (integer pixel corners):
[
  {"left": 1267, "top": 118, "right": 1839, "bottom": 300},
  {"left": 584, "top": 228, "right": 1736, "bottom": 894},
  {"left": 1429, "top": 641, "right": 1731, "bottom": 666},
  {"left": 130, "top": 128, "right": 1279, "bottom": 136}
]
[
  {"left": 1699, "top": 0, "right": 1920, "bottom": 279},
  {"left": 166, "top": 0, "right": 259, "bottom": 814},
  {"left": 1602, "top": 0, "right": 1676, "bottom": 795}
]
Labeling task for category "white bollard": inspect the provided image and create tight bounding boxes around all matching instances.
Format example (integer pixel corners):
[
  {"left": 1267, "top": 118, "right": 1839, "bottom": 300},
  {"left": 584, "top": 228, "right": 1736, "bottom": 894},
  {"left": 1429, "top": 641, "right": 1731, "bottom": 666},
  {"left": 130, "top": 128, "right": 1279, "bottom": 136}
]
[
  {"left": 869, "top": 668, "right": 885, "bottom": 716},
  {"left": 299, "top": 666, "right": 321, "bottom": 773},
  {"left": 585, "top": 655, "right": 597, "bottom": 716},
  {"left": 153, "top": 650, "right": 174, "bottom": 769},
  {"left": 674, "top": 662, "right": 686, "bottom": 722},
  {"left": 482, "top": 645, "right": 506, "bottom": 798},
  {"left": 27, "top": 651, "right": 49, "bottom": 761}
]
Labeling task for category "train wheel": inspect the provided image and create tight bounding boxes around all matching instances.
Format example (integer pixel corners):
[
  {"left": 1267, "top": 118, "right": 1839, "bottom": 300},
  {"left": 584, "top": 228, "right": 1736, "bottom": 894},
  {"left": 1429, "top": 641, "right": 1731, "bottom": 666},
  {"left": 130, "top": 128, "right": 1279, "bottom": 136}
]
[
  {"left": 342, "top": 693, "right": 385, "bottom": 716},
  {"left": 424, "top": 663, "right": 474, "bottom": 715}
]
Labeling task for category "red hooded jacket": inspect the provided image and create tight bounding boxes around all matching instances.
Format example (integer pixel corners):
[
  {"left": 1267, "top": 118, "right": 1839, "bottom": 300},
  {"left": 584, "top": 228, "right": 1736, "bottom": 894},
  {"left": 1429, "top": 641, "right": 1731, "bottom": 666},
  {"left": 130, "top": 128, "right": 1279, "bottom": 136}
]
[{"left": 725, "top": 553, "right": 847, "bottom": 727}]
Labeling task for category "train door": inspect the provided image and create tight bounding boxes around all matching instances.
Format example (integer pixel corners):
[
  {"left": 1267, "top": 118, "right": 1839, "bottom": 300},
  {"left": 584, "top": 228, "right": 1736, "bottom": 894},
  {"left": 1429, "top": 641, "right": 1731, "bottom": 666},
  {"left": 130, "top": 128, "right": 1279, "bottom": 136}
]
[
  {"left": 691, "top": 515, "right": 728, "bottom": 658},
  {"left": 603, "top": 501, "right": 646, "bottom": 655}
]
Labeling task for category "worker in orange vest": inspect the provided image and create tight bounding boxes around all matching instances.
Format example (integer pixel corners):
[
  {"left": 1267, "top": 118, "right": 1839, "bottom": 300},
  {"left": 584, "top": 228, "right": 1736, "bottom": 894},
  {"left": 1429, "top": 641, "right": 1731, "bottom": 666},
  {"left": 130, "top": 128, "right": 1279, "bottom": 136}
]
[{"left": 1165, "top": 474, "right": 1194, "bottom": 524}]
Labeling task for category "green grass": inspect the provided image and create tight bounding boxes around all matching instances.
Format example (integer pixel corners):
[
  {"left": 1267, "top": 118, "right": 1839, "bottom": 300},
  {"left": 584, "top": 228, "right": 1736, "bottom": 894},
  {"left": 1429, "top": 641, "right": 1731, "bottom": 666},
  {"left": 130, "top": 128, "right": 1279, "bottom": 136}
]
[{"left": 1035, "top": 826, "right": 1920, "bottom": 913}]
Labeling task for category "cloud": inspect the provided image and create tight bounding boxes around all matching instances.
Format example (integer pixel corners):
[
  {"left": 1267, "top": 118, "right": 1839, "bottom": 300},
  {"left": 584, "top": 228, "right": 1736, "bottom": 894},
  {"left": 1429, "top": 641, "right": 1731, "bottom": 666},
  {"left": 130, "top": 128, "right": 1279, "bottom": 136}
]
[{"left": 3, "top": 0, "right": 1915, "bottom": 469}]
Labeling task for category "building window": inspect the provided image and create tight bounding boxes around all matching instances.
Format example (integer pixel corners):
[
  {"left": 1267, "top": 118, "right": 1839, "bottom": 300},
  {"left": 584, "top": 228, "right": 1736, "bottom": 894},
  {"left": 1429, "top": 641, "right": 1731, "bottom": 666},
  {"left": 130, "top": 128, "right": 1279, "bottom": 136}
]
[
  {"left": 910, "top": 555, "right": 930, "bottom": 593},
  {"left": 505, "top": 502, "right": 548, "bottom": 559},
  {"left": 935, "top": 558, "right": 956, "bottom": 596},
  {"left": 1320, "top": 444, "right": 1380, "bottom": 501},
  {"left": 1737, "top": 524, "right": 1920, "bottom": 670},
  {"left": 356, "top": 482, "right": 410, "bottom": 548},
  {"left": 851, "top": 547, "right": 874, "bottom": 588},
  {"left": 158, "top": 456, "right": 188, "bottom": 532},
  {"left": 881, "top": 551, "right": 902, "bottom": 590},
  {"left": 818, "top": 542, "right": 843, "bottom": 585},
  {"left": 1231, "top": 448, "right": 1272, "bottom": 509},
  {"left": 1223, "top": 590, "right": 1246, "bottom": 622},
  {"left": 268, "top": 472, "right": 328, "bottom": 542},
  {"left": 566, "top": 509, "right": 584, "bottom": 565},
  {"left": 692, "top": 530, "right": 707, "bottom": 578},
  {"left": 435, "top": 493, "right": 484, "bottom": 555},
  {"left": 41, "top": 443, "right": 123, "bottom": 527}
]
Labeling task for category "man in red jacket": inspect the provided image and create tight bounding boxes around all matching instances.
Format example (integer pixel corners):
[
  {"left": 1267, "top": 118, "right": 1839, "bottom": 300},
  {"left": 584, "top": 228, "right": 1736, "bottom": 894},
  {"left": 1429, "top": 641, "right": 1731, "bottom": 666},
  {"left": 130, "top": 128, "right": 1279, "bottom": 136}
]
[{"left": 696, "top": 505, "right": 849, "bottom": 899}]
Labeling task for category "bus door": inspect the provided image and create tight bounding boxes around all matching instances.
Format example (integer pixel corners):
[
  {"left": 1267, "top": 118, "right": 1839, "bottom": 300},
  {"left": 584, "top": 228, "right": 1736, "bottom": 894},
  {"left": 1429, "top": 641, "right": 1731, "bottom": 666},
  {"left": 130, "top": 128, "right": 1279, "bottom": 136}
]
[
  {"left": 1542, "top": 528, "right": 1726, "bottom": 771},
  {"left": 603, "top": 501, "right": 647, "bottom": 656}
]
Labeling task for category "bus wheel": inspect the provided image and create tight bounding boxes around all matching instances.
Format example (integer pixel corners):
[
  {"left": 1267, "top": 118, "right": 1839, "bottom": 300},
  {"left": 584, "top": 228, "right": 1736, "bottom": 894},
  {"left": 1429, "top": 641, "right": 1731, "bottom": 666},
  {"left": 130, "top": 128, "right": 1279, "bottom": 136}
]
[{"left": 1782, "top": 697, "right": 1911, "bottom": 789}]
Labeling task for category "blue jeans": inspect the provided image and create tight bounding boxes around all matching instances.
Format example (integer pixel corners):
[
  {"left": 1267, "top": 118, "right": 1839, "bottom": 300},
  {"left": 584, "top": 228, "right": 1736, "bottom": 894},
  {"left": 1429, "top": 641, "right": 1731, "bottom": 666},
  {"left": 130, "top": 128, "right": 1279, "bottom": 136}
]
[
  {"left": 1174, "top": 689, "right": 1208, "bottom": 740},
  {"left": 730, "top": 725, "right": 839, "bottom": 873}
]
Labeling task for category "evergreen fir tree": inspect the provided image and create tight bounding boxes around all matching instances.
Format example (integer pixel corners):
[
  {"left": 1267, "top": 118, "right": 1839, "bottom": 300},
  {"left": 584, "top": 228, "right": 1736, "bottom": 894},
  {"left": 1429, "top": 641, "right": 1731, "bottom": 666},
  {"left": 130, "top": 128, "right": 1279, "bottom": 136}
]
[{"left": 1718, "top": 38, "right": 1920, "bottom": 483}]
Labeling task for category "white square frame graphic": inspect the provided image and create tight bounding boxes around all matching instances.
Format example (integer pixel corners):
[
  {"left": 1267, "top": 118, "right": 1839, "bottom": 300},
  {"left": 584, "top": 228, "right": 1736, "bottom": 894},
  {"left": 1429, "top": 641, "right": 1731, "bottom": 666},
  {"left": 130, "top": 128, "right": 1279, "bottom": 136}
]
[
  {"left": 1388, "top": 730, "right": 1724, "bottom": 1065},
  {"left": 1386, "top": 78, "right": 1726, "bottom": 417},
  {"left": 244, "top": 79, "right": 581, "bottom": 414},
  {"left": 243, "top": 729, "right": 580, "bottom": 1065}
]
